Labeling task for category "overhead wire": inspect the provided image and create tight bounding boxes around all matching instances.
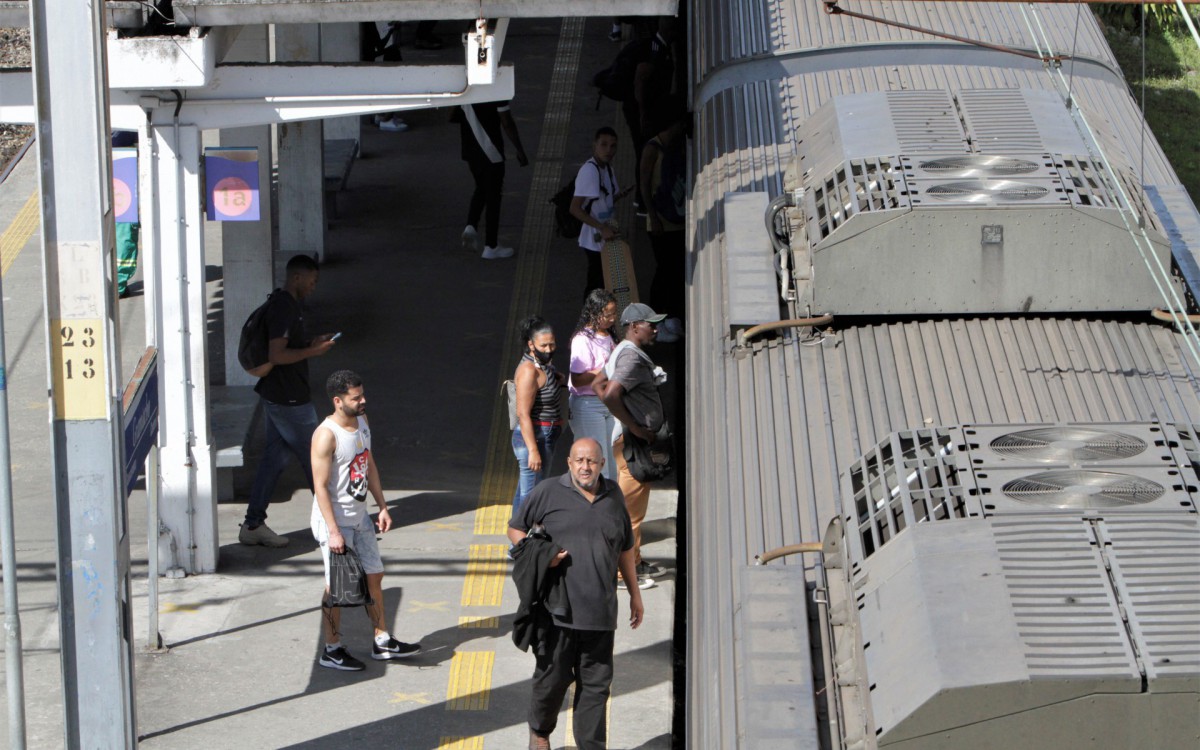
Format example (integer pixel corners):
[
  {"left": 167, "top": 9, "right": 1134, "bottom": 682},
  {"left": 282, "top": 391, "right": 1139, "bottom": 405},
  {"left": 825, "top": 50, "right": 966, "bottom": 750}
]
[{"left": 1021, "top": 3, "right": 1200, "bottom": 370}]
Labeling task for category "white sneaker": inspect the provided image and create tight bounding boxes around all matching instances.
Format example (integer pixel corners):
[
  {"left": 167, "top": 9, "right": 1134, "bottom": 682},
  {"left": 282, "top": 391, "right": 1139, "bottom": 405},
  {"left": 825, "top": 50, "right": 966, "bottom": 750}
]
[
  {"left": 379, "top": 118, "right": 409, "bottom": 132},
  {"left": 462, "top": 225, "right": 478, "bottom": 252},
  {"left": 481, "top": 245, "right": 514, "bottom": 260}
]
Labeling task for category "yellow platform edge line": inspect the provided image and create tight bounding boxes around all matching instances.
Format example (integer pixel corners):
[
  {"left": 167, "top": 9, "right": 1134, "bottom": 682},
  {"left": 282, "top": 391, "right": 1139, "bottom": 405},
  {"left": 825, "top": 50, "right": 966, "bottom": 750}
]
[
  {"left": 437, "top": 738, "right": 484, "bottom": 750},
  {"left": 0, "top": 191, "right": 40, "bottom": 277},
  {"left": 458, "top": 615, "right": 500, "bottom": 629},
  {"left": 460, "top": 544, "right": 507, "bottom": 607},
  {"left": 446, "top": 651, "right": 494, "bottom": 711}
]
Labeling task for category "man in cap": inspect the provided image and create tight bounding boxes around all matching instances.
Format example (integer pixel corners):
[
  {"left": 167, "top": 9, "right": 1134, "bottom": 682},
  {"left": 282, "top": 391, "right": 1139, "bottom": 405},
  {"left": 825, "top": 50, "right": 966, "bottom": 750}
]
[{"left": 600, "top": 302, "right": 670, "bottom": 590}]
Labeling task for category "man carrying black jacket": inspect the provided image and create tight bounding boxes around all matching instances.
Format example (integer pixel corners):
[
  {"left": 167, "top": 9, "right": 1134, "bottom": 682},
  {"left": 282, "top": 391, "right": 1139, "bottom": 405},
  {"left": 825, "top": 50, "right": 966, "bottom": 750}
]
[{"left": 508, "top": 438, "right": 644, "bottom": 750}]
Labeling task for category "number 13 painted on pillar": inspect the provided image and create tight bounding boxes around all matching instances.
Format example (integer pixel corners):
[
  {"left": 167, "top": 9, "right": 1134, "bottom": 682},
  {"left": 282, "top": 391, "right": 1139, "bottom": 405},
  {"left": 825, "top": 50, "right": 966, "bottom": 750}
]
[{"left": 51, "top": 318, "right": 107, "bottom": 420}]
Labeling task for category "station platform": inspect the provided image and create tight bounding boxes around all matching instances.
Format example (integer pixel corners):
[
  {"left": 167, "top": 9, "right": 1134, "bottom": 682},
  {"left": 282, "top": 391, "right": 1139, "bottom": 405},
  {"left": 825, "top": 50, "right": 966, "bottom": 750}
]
[{"left": 0, "top": 16, "right": 680, "bottom": 749}]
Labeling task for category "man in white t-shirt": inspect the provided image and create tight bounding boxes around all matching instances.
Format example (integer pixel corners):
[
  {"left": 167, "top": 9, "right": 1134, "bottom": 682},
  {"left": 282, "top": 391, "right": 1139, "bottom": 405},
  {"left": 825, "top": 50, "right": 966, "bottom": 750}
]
[
  {"left": 569, "top": 126, "right": 632, "bottom": 297},
  {"left": 311, "top": 369, "right": 421, "bottom": 671}
]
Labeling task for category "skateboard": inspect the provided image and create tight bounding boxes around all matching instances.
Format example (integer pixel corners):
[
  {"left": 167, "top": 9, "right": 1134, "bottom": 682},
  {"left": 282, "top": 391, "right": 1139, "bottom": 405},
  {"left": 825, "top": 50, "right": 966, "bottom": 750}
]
[{"left": 601, "top": 234, "right": 639, "bottom": 313}]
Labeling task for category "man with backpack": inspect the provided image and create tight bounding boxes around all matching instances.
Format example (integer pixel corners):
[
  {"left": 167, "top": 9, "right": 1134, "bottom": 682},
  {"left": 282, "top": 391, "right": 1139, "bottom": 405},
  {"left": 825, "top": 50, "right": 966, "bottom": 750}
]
[
  {"left": 240, "top": 254, "right": 337, "bottom": 547},
  {"left": 569, "top": 127, "right": 632, "bottom": 296},
  {"left": 592, "top": 18, "right": 678, "bottom": 213}
]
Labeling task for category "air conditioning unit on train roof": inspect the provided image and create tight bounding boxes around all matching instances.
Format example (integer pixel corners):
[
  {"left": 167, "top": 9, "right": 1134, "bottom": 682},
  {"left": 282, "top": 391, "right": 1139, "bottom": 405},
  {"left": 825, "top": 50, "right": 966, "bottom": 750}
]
[
  {"left": 824, "top": 422, "right": 1200, "bottom": 749},
  {"left": 784, "top": 89, "right": 1174, "bottom": 316}
]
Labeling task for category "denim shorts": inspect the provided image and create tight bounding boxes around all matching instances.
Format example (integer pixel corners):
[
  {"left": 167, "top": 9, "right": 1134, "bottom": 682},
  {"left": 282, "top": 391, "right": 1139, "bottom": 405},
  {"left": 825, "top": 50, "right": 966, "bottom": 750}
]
[{"left": 312, "top": 512, "right": 384, "bottom": 583}]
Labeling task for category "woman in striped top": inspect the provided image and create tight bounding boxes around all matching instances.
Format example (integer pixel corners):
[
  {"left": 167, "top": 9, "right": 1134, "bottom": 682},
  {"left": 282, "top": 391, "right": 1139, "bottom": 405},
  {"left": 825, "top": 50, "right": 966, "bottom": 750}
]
[{"left": 511, "top": 316, "right": 564, "bottom": 514}]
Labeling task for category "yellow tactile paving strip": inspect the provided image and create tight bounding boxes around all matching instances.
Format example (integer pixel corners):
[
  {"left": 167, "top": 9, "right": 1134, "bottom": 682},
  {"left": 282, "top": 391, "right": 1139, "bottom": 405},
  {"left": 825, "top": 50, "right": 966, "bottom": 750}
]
[
  {"left": 0, "top": 190, "right": 38, "bottom": 276},
  {"left": 445, "top": 651, "right": 495, "bottom": 711},
  {"left": 449, "top": 18, "right": 588, "bottom": 745},
  {"left": 460, "top": 544, "right": 507, "bottom": 607}
]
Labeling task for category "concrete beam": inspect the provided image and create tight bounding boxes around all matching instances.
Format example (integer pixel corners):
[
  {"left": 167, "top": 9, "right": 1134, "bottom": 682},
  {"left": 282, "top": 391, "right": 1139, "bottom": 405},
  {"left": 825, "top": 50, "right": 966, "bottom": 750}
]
[
  {"left": 0, "top": 0, "right": 143, "bottom": 29},
  {"left": 172, "top": 0, "right": 677, "bottom": 26},
  {"left": 107, "top": 26, "right": 243, "bottom": 89},
  {"left": 0, "top": 64, "right": 515, "bottom": 130}
]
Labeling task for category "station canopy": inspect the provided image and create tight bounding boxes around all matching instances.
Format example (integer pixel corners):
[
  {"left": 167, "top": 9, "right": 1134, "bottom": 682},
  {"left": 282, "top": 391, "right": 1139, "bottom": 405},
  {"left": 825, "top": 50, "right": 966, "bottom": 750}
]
[{"left": 0, "top": 0, "right": 676, "bottom": 27}]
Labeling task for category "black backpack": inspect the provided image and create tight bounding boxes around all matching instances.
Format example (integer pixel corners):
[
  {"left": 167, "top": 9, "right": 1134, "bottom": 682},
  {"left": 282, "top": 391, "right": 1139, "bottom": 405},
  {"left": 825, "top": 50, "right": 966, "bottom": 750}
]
[
  {"left": 237, "top": 291, "right": 278, "bottom": 378},
  {"left": 591, "top": 38, "right": 648, "bottom": 104},
  {"left": 548, "top": 161, "right": 609, "bottom": 239}
]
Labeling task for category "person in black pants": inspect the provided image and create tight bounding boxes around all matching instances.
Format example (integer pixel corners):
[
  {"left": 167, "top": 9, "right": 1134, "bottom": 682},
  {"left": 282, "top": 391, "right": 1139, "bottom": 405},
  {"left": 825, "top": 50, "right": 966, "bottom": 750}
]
[
  {"left": 454, "top": 100, "right": 529, "bottom": 259},
  {"left": 508, "top": 439, "right": 644, "bottom": 750}
]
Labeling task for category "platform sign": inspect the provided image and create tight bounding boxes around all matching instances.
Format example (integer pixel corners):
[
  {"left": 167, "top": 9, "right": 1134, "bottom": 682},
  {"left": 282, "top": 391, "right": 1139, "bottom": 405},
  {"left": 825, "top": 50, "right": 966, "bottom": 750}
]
[
  {"left": 50, "top": 318, "right": 107, "bottom": 420},
  {"left": 121, "top": 349, "right": 158, "bottom": 497},
  {"left": 205, "top": 147, "right": 260, "bottom": 221},
  {"left": 112, "top": 147, "right": 138, "bottom": 223}
]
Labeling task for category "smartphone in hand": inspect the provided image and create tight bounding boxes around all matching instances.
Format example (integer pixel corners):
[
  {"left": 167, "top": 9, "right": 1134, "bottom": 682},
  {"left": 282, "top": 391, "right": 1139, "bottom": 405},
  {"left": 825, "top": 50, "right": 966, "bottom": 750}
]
[{"left": 330, "top": 332, "right": 343, "bottom": 342}]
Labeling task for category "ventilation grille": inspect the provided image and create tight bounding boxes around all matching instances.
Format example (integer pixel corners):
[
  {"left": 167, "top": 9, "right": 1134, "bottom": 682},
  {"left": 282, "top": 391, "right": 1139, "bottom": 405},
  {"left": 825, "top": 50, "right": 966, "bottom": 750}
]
[
  {"left": 885, "top": 90, "right": 965, "bottom": 153},
  {"left": 992, "top": 518, "right": 1143, "bottom": 679},
  {"left": 989, "top": 427, "right": 1148, "bottom": 463},
  {"left": 1001, "top": 470, "right": 1165, "bottom": 508},
  {"left": 925, "top": 181, "right": 1049, "bottom": 202},
  {"left": 844, "top": 427, "right": 976, "bottom": 564},
  {"left": 918, "top": 155, "right": 1040, "bottom": 176},
  {"left": 1056, "top": 156, "right": 1118, "bottom": 208},
  {"left": 808, "top": 157, "right": 908, "bottom": 244},
  {"left": 957, "top": 89, "right": 1045, "bottom": 153},
  {"left": 1102, "top": 517, "right": 1200, "bottom": 680}
]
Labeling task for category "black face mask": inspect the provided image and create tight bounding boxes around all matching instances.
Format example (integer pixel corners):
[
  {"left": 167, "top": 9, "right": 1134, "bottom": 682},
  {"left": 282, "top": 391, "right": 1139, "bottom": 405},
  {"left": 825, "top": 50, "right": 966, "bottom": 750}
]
[{"left": 532, "top": 349, "right": 553, "bottom": 366}]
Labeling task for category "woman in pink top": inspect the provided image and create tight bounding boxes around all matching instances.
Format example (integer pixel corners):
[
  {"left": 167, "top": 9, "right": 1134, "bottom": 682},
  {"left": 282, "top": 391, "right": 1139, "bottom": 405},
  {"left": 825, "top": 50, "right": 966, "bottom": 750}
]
[{"left": 568, "top": 289, "right": 620, "bottom": 479}]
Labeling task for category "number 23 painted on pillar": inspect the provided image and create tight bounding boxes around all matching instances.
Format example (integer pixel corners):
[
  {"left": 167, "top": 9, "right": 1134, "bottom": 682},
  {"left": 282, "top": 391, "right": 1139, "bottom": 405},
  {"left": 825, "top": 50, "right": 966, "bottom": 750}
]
[{"left": 51, "top": 318, "right": 107, "bottom": 420}]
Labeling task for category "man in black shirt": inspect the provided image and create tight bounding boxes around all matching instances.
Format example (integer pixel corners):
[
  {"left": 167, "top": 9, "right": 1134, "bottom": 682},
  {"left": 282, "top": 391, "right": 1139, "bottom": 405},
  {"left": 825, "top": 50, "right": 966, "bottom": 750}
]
[
  {"left": 509, "top": 438, "right": 644, "bottom": 750},
  {"left": 240, "top": 254, "right": 337, "bottom": 547}
]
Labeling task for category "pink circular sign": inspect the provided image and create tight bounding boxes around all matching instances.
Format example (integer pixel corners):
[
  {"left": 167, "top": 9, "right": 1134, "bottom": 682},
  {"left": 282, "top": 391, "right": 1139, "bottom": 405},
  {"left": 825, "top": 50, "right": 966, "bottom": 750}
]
[
  {"left": 112, "top": 179, "right": 132, "bottom": 217},
  {"left": 213, "top": 176, "right": 253, "bottom": 217}
]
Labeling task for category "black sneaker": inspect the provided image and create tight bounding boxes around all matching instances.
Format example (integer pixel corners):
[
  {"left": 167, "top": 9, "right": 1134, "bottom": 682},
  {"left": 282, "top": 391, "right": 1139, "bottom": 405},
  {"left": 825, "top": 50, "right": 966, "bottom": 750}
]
[
  {"left": 637, "top": 560, "right": 667, "bottom": 579},
  {"left": 319, "top": 646, "right": 365, "bottom": 671},
  {"left": 372, "top": 637, "right": 421, "bottom": 660}
]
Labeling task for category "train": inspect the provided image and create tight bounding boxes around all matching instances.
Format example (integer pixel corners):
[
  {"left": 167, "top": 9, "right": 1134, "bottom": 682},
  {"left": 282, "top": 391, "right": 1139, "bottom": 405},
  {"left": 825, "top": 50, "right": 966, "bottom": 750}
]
[{"left": 684, "top": 0, "right": 1200, "bottom": 747}]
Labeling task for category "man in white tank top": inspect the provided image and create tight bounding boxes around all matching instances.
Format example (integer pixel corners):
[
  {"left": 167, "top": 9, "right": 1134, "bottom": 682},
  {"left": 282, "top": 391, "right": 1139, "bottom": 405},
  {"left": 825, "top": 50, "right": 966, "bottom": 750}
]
[{"left": 311, "top": 370, "right": 421, "bottom": 671}]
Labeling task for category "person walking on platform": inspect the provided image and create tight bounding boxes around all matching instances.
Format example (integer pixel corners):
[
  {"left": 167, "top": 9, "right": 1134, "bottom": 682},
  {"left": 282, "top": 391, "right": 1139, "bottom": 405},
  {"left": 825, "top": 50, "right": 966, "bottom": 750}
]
[
  {"left": 455, "top": 99, "right": 529, "bottom": 260},
  {"left": 240, "top": 254, "right": 337, "bottom": 547},
  {"left": 312, "top": 370, "right": 421, "bottom": 671},
  {"left": 569, "top": 126, "right": 632, "bottom": 296},
  {"left": 509, "top": 438, "right": 644, "bottom": 750},
  {"left": 600, "top": 303, "right": 670, "bottom": 589},
  {"left": 511, "top": 316, "right": 564, "bottom": 516},
  {"left": 568, "top": 290, "right": 620, "bottom": 480},
  {"left": 638, "top": 112, "right": 689, "bottom": 338}
]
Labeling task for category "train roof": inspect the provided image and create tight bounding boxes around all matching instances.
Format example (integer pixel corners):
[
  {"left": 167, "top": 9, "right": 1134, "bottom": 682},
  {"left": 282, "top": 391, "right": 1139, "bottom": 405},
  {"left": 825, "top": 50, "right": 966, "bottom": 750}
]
[{"left": 686, "top": 1, "right": 1200, "bottom": 746}]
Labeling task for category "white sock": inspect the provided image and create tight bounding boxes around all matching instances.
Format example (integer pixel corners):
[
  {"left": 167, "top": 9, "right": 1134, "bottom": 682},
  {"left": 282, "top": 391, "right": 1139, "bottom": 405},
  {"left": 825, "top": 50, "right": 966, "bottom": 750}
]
[
  {"left": 325, "top": 641, "right": 341, "bottom": 652},
  {"left": 375, "top": 632, "right": 393, "bottom": 646}
]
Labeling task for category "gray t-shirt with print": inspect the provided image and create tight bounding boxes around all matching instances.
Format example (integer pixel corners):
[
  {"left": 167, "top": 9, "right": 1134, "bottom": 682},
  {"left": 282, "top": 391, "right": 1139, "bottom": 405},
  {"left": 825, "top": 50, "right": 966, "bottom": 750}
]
[{"left": 607, "top": 343, "right": 664, "bottom": 432}]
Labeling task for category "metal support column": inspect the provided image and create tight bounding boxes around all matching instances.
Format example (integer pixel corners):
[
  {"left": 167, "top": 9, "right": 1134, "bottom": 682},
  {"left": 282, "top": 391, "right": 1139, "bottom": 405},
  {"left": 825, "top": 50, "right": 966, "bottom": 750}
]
[
  {"left": 148, "top": 121, "right": 219, "bottom": 574},
  {"left": 27, "top": 0, "right": 137, "bottom": 746}
]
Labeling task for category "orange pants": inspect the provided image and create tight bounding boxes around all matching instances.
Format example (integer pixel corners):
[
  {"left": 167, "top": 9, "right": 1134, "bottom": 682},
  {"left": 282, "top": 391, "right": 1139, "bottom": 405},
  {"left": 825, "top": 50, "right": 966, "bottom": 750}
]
[{"left": 613, "top": 434, "right": 650, "bottom": 564}]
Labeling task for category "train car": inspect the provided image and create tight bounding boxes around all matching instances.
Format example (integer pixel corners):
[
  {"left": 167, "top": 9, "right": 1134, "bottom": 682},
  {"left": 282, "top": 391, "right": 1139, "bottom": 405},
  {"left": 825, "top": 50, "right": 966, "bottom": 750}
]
[{"left": 685, "top": 0, "right": 1200, "bottom": 747}]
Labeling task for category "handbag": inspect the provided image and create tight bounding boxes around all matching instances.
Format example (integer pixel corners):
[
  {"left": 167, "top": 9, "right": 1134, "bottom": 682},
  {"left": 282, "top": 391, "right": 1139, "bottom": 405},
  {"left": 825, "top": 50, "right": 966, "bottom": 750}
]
[
  {"left": 324, "top": 546, "right": 374, "bottom": 608},
  {"left": 622, "top": 422, "right": 673, "bottom": 482}
]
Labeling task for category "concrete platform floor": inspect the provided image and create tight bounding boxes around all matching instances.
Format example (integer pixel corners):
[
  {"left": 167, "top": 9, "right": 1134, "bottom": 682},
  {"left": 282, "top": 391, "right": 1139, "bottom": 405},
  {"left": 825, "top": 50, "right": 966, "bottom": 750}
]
[{"left": 0, "top": 16, "right": 682, "bottom": 749}]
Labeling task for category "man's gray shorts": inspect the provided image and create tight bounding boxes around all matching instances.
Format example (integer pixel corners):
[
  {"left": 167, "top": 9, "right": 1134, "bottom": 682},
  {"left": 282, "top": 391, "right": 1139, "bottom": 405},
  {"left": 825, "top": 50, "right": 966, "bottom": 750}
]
[{"left": 312, "top": 513, "right": 385, "bottom": 584}]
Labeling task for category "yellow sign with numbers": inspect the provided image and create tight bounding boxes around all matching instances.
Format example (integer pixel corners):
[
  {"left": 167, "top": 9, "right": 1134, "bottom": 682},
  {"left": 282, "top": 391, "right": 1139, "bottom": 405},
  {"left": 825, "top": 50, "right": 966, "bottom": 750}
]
[{"left": 50, "top": 318, "right": 107, "bottom": 420}]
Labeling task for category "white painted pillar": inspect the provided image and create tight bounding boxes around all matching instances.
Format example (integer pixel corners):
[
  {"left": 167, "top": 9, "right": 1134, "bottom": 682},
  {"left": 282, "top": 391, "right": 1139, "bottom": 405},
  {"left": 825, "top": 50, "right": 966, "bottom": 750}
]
[
  {"left": 273, "top": 24, "right": 326, "bottom": 260},
  {"left": 320, "top": 23, "right": 362, "bottom": 144},
  {"left": 150, "top": 122, "right": 218, "bottom": 574},
  {"left": 220, "top": 25, "right": 275, "bottom": 387}
]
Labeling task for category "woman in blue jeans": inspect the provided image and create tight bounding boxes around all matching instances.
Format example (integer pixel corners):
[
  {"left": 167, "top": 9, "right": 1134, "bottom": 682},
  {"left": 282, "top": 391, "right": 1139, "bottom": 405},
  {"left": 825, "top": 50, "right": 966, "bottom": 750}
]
[{"left": 511, "top": 316, "right": 564, "bottom": 515}]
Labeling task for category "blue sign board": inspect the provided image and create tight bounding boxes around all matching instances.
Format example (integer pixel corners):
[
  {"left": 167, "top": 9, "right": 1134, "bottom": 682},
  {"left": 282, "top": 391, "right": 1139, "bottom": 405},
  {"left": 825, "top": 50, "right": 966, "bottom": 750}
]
[{"left": 122, "top": 360, "right": 158, "bottom": 497}]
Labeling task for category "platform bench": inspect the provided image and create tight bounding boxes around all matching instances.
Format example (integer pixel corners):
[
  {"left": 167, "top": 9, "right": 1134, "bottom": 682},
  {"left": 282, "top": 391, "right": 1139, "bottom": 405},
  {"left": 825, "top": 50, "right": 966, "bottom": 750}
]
[{"left": 210, "top": 385, "right": 260, "bottom": 501}]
